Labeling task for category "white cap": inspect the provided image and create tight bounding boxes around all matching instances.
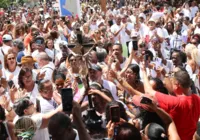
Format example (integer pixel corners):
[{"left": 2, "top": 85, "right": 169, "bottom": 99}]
[
  {"left": 139, "top": 13, "right": 146, "bottom": 20},
  {"left": 2, "top": 34, "right": 12, "bottom": 41},
  {"left": 148, "top": 18, "right": 156, "bottom": 23},
  {"left": 39, "top": 8, "right": 43, "bottom": 11},
  {"left": 45, "top": 14, "right": 51, "bottom": 19}
]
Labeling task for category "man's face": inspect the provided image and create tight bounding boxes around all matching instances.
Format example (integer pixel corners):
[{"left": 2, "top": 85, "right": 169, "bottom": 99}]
[
  {"left": 172, "top": 52, "right": 181, "bottom": 66},
  {"left": 40, "top": 81, "right": 53, "bottom": 100},
  {"left": 116, "top": 17, "right": 121, "bottom": 25},
  {"left": 89, "top": 69, "right": 101, "bottom": 82},
  {"left": 148, "top": 21, "right": 155, "bottom": 30},
  {"left": 112, "top": 45, "right": 122, "bottom": 58}
]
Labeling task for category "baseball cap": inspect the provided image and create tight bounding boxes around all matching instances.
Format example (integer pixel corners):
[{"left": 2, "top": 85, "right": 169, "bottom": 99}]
[
  {"left": 89, "top": 64, "right": 102, "bottom": 71},
  {"left": 34, "top": 36, "right": 45, "bottom": 45},
  {"left": 13, "top": 39, "right": 24, "bottom": 50},
  {"left": 45, "top": 14, "right": 51, "bottom": 19},
  {"left": 2, "top": 34, "right": 12, "bottom": 41},
  {"left": 148, "top": 18, "right": 156, "bottom": 23},
  {"left": 139, "top": 13, "right": 146, "bottom": 20}
]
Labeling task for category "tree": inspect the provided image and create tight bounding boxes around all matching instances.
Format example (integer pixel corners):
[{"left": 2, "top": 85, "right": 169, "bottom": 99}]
[{"left": 0, "top": 0, "right": 11, "bottom": 8}]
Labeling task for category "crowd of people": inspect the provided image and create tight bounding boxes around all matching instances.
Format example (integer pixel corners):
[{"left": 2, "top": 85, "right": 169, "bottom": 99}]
[{"left": 0, "top": 0, "right": 200, "bottom": 139}]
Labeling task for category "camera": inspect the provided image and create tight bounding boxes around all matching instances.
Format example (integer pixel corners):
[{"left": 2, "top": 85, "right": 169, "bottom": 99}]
[{"left": 83, "top": 94, "right": 103, "bottom": 133}]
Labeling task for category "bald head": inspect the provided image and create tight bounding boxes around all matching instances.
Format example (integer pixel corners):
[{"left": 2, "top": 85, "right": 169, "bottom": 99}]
[{"left": 38, "top": 52, "right": 50, "bottom": 61}]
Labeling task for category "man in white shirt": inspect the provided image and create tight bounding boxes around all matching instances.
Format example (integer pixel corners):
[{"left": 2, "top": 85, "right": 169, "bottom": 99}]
[
  {"left": 110, "top": 15, "right": 124, "bottom": 43},
  {"left": 190, "top": 1, "right": 199, "bottom": 19},
  {"left": 38, "top": 80, "right": 58, "bottom": 114},
  {"left": 37, "top": 52, "right": 55, "bottom": 81},
  {"left": 0, "top": 34, "right": 12, "bottom": 68},
  {"left": 89, "top": 64, "right": 118, "bottom": 100}
]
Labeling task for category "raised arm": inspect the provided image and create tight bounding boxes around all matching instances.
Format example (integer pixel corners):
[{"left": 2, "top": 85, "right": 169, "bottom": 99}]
[
  {"left": 109, "top": 70, "right": 143, "bottom": 96},
  {"left": 141, "top": 63, "right": 156, "bottom": 97},
  {"left": 146, "top": 102, "right": 180, "bottom": 140}
]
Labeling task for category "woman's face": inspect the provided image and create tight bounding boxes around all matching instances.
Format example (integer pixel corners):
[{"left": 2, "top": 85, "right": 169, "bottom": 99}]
[
  {"left": 55, "top": 78, "right": 65, "bottom": 92},
  {"left": 83, "top": 25, "right": 89, "bottom": 33},
  {"left": 7, "top": 54, "right": 16, "bottom": 68},
  {"left": 167, "top": 23, "right": 173, "bottom": 30},
  {"left": 125, "top": 68, "right": 136, "bottom": 83},
  {"left": 22, "top": 71, "right": 33, "bottom": 87},
  {"left": 47, "top": 39, "right": 54, "bottom": 50},
  {"left": 69, "top": 56, "right": 77, "bottom": 67}
]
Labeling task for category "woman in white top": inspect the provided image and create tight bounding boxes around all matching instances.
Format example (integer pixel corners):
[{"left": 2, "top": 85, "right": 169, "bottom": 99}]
[
  {"left": 2, "top": 51, "right": 21, "bottom": 87},
  {"left": 17, "top": 68, "right": 39, "bottom": 105}
]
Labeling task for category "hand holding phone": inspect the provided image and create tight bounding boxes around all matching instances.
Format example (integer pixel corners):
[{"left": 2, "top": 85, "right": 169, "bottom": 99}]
[
  {"left": 61, "top": 88, "right": 73, "bottom": 113},
  {"left": 8, "top": 80, "right": 15, "bottom": 89},
  {"left": 110, "top": 105, "right": 120, "bottom": 122},
  {"left": 140, "top": 96, "right": 152, "bottom": 105}
]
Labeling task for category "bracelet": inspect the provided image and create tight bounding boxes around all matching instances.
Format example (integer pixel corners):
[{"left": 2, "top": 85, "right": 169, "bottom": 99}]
[{"left": 7, "top": 107, "right": 12, "bottom": 112}]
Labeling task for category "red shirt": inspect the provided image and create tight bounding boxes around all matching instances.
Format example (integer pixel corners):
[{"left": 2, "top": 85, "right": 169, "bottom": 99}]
[{"left": 155, "top": 92, "right": 200, "bottom": 140}]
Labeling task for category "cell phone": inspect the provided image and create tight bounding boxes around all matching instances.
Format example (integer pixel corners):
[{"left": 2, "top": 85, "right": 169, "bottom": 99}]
[
  {"left": 108, "top": 20, "right": 113, "bottom": 27},
  {"left": 140, "top": 97, "right": 152, "bottom": 104},
  {"left": 132, "top": 40, "right": 138, "bottom": 50},
  {"left": 110, "top": 105, "right": 120, "bottom": 122},
  {"left": 90, "top": 9, "right": 93, "bottom": 14},
  {"left": 8, "top": 80, "right": 14, "bottom": 88},
  {"left": 61, "top": 88, "right": 73, "bottom": 112}
]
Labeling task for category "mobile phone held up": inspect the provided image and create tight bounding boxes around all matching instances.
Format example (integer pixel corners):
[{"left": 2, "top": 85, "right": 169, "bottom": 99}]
[
  {"left": 132, "top": 40, "right": 138, "bottom": 51},
  {"left": 110, "top": 105, "right": 120, "bottom": 123},
  {"left": 140, "top": 96, "right": 152, "bottom": 105},
  {"left": 61, "top": 88, "right": 73, "bottom": 113}
]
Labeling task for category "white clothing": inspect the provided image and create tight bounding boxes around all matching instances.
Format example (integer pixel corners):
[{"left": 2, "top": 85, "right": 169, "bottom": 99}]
[
  {"left": 102, "top": 79, "right": 118, "bottom": 100},
  {"left": 3, "top": 121, "right": 11, "bottom": 140},
  {"left": 2, "top": 66, "right": 21, "bottom": 87},
  {"left": 0, "top": 45, "right": 11, "bottom": 68},
  {"left": 110, "top": 24, "right": 122, "bottom": 43},
  {"left": 190, "top": 6, "right": 199, "bottom": 18},
  {"left": 13, "top": 114, "right": 49, "bottom": 140},
  {"left": 39, "top": 97, "right": 57, "bottom": 114},
  {"left": 120, "top": 22, "right": 134, "bottom": 44},
  {"left": 32, "top": 49, "right": 54, "bottom": 60},
  {"left": 90, "top": 24, "right": 98, "bottom": 31},
  {"left": 40, "top": 62, "right": 55, "bottom": 81},
  {"left": 26, "top": 84, "right": 39, "bottom": 105}
]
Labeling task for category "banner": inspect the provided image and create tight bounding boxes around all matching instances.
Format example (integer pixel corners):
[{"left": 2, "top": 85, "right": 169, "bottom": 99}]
[{"left": 59, "top": 0, "right": 81, "bottom": 18}]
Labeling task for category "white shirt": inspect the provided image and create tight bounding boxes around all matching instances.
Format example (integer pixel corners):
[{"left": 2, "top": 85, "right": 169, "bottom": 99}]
[
  {"left": 32, "top": 49, "right": 54, "bottom": 60},
  {"left": 120, "top": 22, "right": 134, "bottom": 44},
  {"left": 102, "top": 79, "right": 118, "bottom": 100},
  {"left": 2, "top": 66, "right": 21, "bottom": 87},
  {"left": 40, "top": 62, "right": 55, "bottom": 81},
  {"left": 39, "top": 97, "right": 57, "bottom": 114},
  {"left": 190, "top": 6, "right": 199, "bottom": 18},
  {"left": 0, "top": 45, "right": 11, "bottom": 68},
  {"left": 110, "top": 24, "right": 122, "bottom": 43}
]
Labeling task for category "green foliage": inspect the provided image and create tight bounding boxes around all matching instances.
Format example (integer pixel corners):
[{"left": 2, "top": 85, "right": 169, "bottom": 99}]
[{"left": 0, "top": 0, "right": 11, "bottom": 8}]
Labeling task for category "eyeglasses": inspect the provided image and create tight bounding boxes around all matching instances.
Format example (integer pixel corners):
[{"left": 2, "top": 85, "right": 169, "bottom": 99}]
[
  {"left": 23, "top": 75, "right": 32, "bottom": 80},
  {"left": 7, "top": 57, "right": 15, "bottom": 60}
]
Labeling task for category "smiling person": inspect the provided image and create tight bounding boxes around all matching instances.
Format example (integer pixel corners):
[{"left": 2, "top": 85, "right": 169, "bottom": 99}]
[{"left": 2, "top": 51, "right": 21, "bottom": 87}]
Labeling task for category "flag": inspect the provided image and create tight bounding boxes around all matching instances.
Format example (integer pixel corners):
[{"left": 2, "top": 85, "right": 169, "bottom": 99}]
[{"left": 59, "top": 0, "right": 81, "bottom": 18}]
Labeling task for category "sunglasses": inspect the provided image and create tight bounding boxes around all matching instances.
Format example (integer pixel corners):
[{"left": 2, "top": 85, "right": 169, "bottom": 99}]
[{"left": 7, "top": 57, "right": 15, "bottom": 60}]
